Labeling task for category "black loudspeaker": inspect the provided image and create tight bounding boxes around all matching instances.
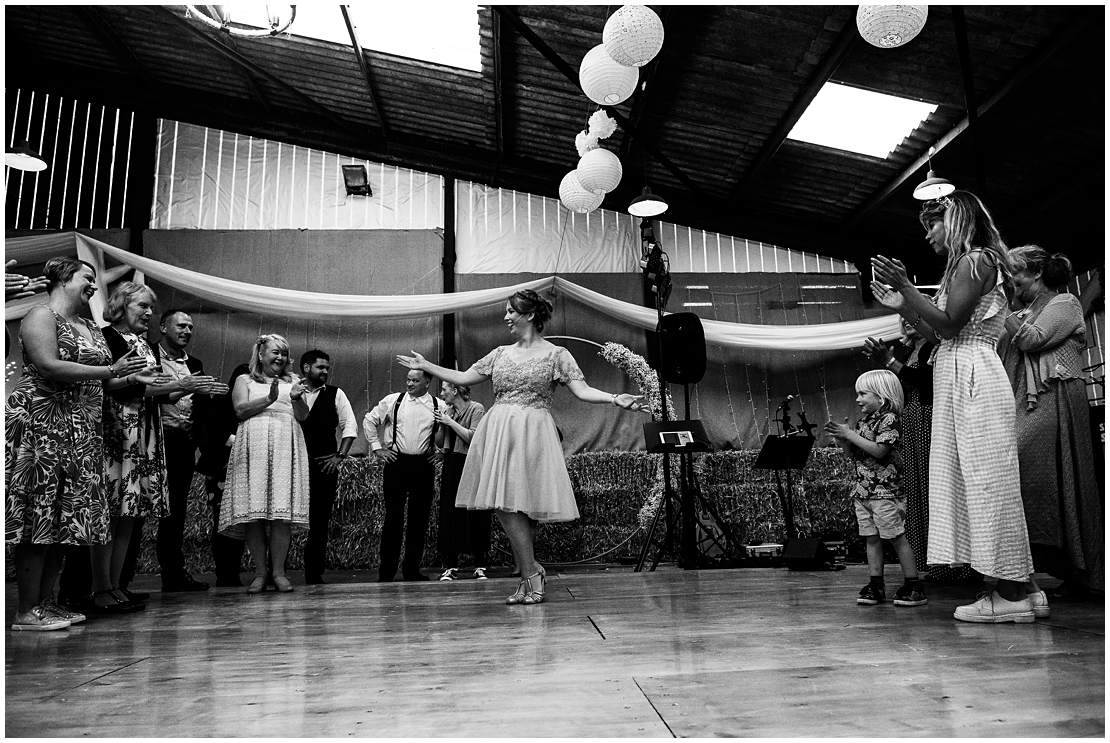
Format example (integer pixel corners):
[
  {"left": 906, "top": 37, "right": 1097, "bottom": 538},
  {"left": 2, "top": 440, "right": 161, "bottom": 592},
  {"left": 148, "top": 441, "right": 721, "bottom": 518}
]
[
  {"left": 658, "top": 312, "right": 706, "bottom": 384},
  {"left": 782, "top": 538, "right": 834, "bottom": 571}
]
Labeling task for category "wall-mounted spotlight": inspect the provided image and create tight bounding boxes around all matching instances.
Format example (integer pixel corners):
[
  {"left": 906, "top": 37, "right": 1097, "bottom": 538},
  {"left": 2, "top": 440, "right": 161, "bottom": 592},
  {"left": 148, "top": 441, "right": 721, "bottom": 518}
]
[{"left": 342, "top": 165, "right": 373, "bottom": 197}]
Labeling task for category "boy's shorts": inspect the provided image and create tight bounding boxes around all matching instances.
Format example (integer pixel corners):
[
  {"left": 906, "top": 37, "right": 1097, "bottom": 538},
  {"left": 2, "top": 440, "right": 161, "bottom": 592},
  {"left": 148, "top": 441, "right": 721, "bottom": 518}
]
[{"left": 854, "top": 497, "right": 906, "bottom": 540}]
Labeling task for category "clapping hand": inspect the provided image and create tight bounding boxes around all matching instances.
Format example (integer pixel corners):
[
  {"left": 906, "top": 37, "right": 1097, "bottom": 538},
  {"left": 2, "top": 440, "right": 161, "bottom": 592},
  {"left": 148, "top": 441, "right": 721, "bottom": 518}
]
[
  {"left": 823, "top": 417, "right": 851, "bottom": 441},
  {"left": 111, "top": 347, "right": 149, "bottom": 379},
  {"left": 132, "top": 367, "right": 172, "bottom": 386},
  {"left": 6, "top": 260, "right": 48, "bottom": 300},
  {"left": 871, "top": 255, "right": 911, "bottom": 290},
  {"left": 862, "top": 337, "right": 891, "bottom": 366},
  {"left": 182, "top": 374, "right": 229, "bottom": 396},
  {"left": 289, "top": 379, "right": 308, "bottom": 401},
  {"left": 869, "top": 281, "right": 906, "bottom": 311},
  {"left": 268, "top": 377, "right": 280, "bottom": 403}
]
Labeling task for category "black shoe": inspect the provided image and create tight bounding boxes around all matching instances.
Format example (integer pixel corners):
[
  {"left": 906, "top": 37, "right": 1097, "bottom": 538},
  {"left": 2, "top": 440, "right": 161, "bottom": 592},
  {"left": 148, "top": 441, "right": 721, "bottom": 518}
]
[
  {"left": 122, "top": 589, "right": 150, "bottom": 602},
  {"left": 87, "top": 589, "right": 145, "bottom": 614},
  {"left": 305, "top": 576, "right": 328, "bottom": 585},
  {"left": 162, "top": 574, "right": 210, "bottom": 592},
  {"left": 857, "top": 583, "right": 886, "bottom": 605},
  {"left": 403, "top": 572, "right": 430, "bottom": 582}
]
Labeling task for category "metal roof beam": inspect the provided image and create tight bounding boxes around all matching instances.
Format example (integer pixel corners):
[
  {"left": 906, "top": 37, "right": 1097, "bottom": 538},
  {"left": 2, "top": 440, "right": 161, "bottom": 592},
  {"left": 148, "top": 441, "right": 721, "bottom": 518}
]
[
  {"left": 843, "top": 6, "right": 1098, "bottom": 230},
  {"left": 75, "top": 7, "right": 157, "bottom": 89},
  {"left": 495, "top": 6, "right": 706, "bottom": 199},
  {"left": 340, "top": 5, "right": 389, "bottom": 141},
  {"left": 155, "top": 6, "right": 365, "bottom": 139},
  {"left": 491, "top": 8, "right": 506, "bottom": 164},
  {"left": 727, "top": 17, "right": 857, "bottom": 205}
]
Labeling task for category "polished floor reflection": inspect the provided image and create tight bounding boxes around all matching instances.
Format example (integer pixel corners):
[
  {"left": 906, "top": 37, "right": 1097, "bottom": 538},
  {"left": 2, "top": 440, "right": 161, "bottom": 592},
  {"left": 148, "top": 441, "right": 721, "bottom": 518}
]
[{"left": 6, "top": 565, "right": 1104, "bottom": 737}]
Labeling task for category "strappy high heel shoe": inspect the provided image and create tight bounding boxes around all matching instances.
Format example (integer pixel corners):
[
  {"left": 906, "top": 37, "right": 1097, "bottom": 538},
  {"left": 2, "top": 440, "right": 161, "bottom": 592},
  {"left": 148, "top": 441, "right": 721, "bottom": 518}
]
[
  {"left": 506, "top": 579, "right": 528, "bottom": 605},
  {"left": 522, "top": 568, "right": 546, "bottom": 605}
]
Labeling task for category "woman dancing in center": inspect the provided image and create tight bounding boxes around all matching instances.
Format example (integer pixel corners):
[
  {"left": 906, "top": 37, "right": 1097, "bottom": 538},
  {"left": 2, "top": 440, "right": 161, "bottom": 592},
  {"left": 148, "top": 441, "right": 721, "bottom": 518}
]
[{"left": 398, "top": 289, "right": 645, "bottom": 605}]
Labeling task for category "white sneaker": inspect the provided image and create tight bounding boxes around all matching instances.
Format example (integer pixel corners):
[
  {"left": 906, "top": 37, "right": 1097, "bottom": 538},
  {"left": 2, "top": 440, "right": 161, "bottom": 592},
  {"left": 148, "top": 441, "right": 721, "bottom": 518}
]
[
  {"left": 473, "top": 567, "right": 488, "bottom": 580},
  {"left": 954, "top": 591, "right": 1035, "bottom": 624},
  {"left": 11, "top": 606, "right": 70, "bottom": 632},
  {"left": 1027, "top": 590, "right": 1050, "bottom": 619},
  {"left": 438, "top": 568, "right": 458, "bottom": 581},
  {"left": 41, "top": 598, "right": 86, "bottom": 624}
]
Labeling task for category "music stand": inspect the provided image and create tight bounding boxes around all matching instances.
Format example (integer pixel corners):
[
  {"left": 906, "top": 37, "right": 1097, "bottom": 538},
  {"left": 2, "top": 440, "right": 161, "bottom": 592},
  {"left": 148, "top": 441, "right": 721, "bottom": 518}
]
[
  {"left": 753, "top": 434, "right": 815, "bottom": 540},
  {"left": 644, "top": 421, "right": 713, "bottom": 453}
]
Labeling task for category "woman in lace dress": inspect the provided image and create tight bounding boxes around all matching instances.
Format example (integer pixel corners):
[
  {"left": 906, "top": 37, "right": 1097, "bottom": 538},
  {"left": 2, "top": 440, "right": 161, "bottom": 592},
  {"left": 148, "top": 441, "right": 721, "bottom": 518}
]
[
  {"left": 999, "top": 246, "right": 1102, "bottom": 598},
  {"left": 220, "top": 334, "right": 311, "bottom": 594},
  {"left": 872, "top": 191, "right": 1037, "bottom": 624},
  {"left": 398, "top": 290, "right": 645, "bottom": 605},
  {"left": 6, "top": 258, "right": 152, "bottom": 630}
]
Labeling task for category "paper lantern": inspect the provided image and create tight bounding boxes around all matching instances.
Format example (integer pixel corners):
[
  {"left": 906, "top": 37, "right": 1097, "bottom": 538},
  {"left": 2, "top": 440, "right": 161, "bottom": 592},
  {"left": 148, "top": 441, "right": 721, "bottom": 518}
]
[
  {"left": 603, "top": 5, "right": 665, "bottom": 68},
  {"left": 856, "top": 5, "right": 928, "bottom": 49},
  {"left": 576, "top": 147, "right": 623, "bottom": 195},
  {"left": 559, "top": 170, "right": 605, "bottom": 213},
  {"left": 579, "top": 45, "right": 639, "bottom": 106}
]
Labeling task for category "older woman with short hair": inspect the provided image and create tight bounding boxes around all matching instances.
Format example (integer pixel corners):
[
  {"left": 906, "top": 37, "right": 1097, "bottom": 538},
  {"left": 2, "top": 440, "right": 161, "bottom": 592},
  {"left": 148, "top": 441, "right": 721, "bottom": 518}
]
[
  {"left": 6, "top": 259, "right": 153, "bottom": 630},
  {"left": 1000, "top": 246, "right": 1103, "bottom": 602},
  {"left": 220, "top": 334, "right": 311, "bottom": 594}
]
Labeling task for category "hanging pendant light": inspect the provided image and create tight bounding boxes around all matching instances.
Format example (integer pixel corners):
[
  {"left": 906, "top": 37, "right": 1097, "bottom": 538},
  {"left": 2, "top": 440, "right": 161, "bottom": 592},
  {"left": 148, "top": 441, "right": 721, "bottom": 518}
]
[
  {"left": 627, "top": 186, "right": 668, "bottom": 217},
  {"left": 912, "top": 146, "right": 955, "bottom": 200},
  {"left": 856, "top": 5, "right": 928, "bottom": 49},
  {"left": 559, "top": 170, "right": 604, "bottom": 213},
  {"left": 5, "top": 140, "right": 48, "bottom": 172},
  {"left": 579, "top": 45, "right": 639, "bottom": 106},
  {"left": 576, "top": 146, "right": 623, "bottom": 195},
  {"left": 603, "top": 5, "right": 665, "bottom": 68}
]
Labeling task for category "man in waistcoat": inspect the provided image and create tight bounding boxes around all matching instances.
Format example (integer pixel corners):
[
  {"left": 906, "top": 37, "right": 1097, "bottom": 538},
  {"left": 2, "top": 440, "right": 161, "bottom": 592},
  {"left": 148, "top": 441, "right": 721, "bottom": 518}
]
[
  {"left": 298, "top": 349, "right": 357, "bottom": 585},
  {"left": 364, "top": 369, "right": 440, "bottom": 582}
]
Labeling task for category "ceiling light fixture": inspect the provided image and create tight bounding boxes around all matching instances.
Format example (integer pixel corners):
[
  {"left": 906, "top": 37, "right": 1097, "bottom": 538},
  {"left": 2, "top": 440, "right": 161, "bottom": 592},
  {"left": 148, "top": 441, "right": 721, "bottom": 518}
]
[
  {"left": 912, "top": 146, "right": 955, "bottom": 200},
  {"left": 183, "top": 5, "right": 297, "bottom": 38},
  {"left": 341, "top": 165, "right": 373, "bottom": 197},
  {"left": 628, "top": 186, "right": 667, "bottom": 217},
  {"left": 5, "top": 140, "right": 48, "bottom": 172}
]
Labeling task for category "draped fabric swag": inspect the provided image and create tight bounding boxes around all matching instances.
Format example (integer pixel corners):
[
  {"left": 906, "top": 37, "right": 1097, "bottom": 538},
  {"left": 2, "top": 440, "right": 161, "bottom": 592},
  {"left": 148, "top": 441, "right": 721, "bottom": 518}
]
[{"left": 5, "top": 233, "right": 901, "bottom": 351}]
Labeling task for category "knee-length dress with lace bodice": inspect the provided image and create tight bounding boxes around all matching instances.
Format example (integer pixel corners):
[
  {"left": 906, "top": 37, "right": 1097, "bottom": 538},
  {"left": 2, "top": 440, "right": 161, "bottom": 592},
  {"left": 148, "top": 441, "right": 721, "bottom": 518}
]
[
  {"left": 6, "top": 311, "right": 113, "bottom": 545},
  {"left": 218, "top": 377, "right": 310, "bottom": 539},
  {"left": 455, "top": 344, "right": 583, "bottom": 523},
  {"left": 927, "top": 253, "right": 1033, "bottom": 581}
]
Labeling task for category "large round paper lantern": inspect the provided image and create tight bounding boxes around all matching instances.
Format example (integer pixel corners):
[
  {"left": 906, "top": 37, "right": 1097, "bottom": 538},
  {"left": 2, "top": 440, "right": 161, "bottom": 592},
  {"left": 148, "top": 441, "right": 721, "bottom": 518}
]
[
  {"left": 603, "top": 5, "right": 665, "bottom": 68},
  {"left": 559, "top": 170, "right": 604, "bottom": 213},
  {"left": 579, "top": 45, "right": 639, "bottom": 106},
  {"left": 856, "top": 5, "right": 928, "bottom": 49},
  {"left": 576, "top": 147, "right": 623, "bottom": 195}
]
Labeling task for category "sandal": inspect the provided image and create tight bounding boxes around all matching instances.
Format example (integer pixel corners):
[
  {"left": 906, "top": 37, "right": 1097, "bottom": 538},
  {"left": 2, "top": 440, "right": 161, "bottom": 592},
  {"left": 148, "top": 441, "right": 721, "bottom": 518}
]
[
  {"left": 521, "top": 569, "right": 546, "bottom": 605},
  {"left": 506, "top": 580, "right": 528, "bottom": 605}
]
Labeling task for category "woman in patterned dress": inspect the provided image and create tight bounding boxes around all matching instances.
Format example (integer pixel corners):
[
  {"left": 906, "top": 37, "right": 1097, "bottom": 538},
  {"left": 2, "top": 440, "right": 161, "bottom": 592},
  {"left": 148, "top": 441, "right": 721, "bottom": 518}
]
[
  {"left": 398, "top": 290, "right": 646, "bottom": 605},
  {"left": 872, "top": 191, "right": 1037, "bottom": 624},
  {"left": 220, "top": 334, "right": 311, "bottom": 594},
  {"left": 93, "top": 282, "right": 172, "bottom": 613},
  {"left": 6, "top": 258, "right": 154, "bottom": 631},
  {"left": 999, "top": 246, "right": 1103, "bottom": 599}
]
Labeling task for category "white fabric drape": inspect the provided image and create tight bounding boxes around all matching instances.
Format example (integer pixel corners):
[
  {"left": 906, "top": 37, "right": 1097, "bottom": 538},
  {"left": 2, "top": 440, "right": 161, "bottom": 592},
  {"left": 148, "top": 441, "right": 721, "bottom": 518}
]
[{"left": 5, "top": 232, "right": 902, "bottom": 350}]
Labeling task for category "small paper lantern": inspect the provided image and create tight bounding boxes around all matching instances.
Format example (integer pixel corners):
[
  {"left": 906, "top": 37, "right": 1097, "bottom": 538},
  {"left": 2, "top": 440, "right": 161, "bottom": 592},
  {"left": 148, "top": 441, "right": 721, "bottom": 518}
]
[
  {"left": 559, "top": 170, "right": 605, "bottom": 213},
  {"left": 603, "top": 5, "right": 665, "bottom": 68},
  {"left": 856, "top": 5, "right": 928, "bottom": 49},
  {"left": 576, "top": 147, "right": 623, "bottom": 195},
  {"left": 579, "top": 44, "right": 639, "bottom": 106}
]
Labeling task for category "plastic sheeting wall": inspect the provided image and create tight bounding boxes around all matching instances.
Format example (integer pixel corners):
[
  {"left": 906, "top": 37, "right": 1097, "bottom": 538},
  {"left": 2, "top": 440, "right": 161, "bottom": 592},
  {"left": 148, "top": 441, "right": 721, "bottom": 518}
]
[
  {"left": 454, "top": 180, "right": 857, "bottom": 275},
  {"left": 150, "top": 121, "right": 444, "bottom": 231}
]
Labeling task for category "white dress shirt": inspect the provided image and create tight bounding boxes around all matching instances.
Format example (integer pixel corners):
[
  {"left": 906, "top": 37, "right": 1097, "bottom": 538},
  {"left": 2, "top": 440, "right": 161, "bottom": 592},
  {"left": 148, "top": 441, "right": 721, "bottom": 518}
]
[
  {"left": 303, "top": 385, "right": 359, "bottom": 440},
  {"left": 364, "top": 392, "right": 438, "bottom": 455}
]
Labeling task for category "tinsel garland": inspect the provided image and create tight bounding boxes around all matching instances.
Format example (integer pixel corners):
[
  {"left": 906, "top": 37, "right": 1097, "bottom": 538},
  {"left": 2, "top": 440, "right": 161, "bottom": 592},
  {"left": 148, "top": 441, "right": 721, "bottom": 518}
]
[{"left": 597, "top": 342, "right": 675, "bottom": 528}]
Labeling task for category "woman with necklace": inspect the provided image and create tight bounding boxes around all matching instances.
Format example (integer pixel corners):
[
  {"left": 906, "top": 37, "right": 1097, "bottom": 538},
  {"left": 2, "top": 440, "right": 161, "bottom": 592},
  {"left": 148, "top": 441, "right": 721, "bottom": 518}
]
[
  {"left": 999, "top": 246, "right": 1103, "bottom": 602},
  {"left": 399, "top": 289, "right": 646, "bottom": 605},
  {"left": 6, "top": 259, "right": 154, "bottom": 630}
]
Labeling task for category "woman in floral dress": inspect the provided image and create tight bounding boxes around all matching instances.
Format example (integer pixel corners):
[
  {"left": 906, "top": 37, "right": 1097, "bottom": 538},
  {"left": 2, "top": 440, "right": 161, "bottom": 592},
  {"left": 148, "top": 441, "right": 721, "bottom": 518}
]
[
  {"left": 6, "top": 258, "right": 153, "bottom": 630},
  {"left": 872, "top": 191, "right": 1037, "bottom": 624},
  {"left": 399, "top": 289, "right": 646, "bottom": 605}
]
